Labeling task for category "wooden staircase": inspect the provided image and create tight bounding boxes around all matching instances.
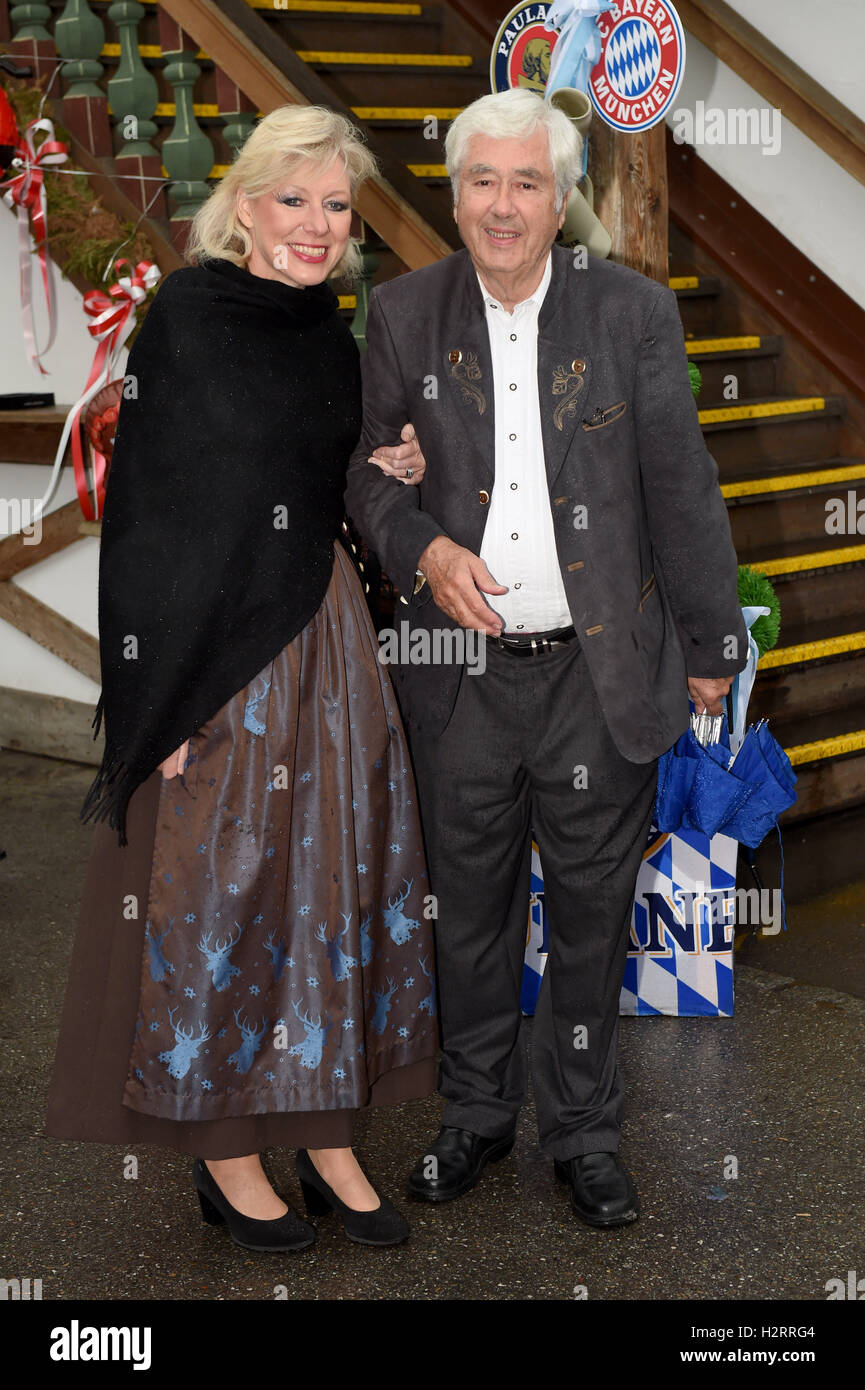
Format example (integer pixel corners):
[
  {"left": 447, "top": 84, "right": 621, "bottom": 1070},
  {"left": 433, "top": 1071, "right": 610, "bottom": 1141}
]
[
  {"left": 670, "top": 246, "right": 865, "bottom": 822},
  {"left": 3, "top": 0, "right": 865, "bottom": 822}
]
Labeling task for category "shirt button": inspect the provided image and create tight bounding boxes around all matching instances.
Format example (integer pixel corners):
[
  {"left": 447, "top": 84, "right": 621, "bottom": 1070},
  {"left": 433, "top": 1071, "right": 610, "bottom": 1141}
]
[
  {"left": 516, "top": 623, "right": 524, "bottom": 629},
  {"left": 509, "top": 433, "right": 517, "bottom": 441},
  {"left": 511, "top": 532, "right": 518, "bottom": 540},
  {"left": 514, "top": 582, "right": 521, "bottom": 589},
  {"left": 510, "top": 334, "right": 517, "bottom": 342},
  {"left": 509, "top": 383, "right": 517, "bottom": 391},
  {"left": 510, "top": 482, "right": 518, "bottom": 490}
]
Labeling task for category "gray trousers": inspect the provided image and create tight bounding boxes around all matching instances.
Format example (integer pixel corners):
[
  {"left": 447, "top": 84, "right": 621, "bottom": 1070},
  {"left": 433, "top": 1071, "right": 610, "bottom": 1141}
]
[{"left": 408, "top": 638, "right": 657, "bottom": 1160}]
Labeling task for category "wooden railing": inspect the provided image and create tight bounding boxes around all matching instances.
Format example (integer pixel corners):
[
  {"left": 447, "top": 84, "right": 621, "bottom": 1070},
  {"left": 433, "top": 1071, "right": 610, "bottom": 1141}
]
[
  {"left": 676, "top": 0, "right": 865, "bottom": 191},
  {"left": 3, "top": 0, "right": 454, "bottom": 267}
]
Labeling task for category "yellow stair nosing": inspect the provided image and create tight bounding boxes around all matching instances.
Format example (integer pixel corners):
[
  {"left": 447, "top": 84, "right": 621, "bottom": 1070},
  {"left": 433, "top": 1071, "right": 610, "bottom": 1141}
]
[
  {"left": 759, "top": 631, "right": 865, "bottom": 669},
  {"left": 786, "top": 729, "right": 865, "bottom": 766},
  {"left": 248, "top": 1, "right": 423, "bottom": 11},
  {"left": 698, "top": 398, "right": 826, "bottom": 426},
  {"left": 751, "top": 543, "right": 865, "bottom": 578},
  {"left": 686, "top": 336, "right": 762, "bottom": 354},
  {"left": 722, "top": 463, "right": 865, "bottom": 499},
  {"left": 296, "top": 50, "right": 473, "bottom": 65},
  {"left": 407, "top": 163, "right": 449, "bottom": 177},
  {"left": 353, "top": 106, "right": 463, "bottom": 119}
]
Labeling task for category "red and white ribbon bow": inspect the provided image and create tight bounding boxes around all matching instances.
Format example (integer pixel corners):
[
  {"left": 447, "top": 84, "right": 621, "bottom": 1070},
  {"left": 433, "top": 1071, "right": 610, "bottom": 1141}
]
[
  {"left": 38, "top": 258, "right": 161, "bottom": 521},
  {"left": 2, "top": 117, "right": 68, "bottom": 374}
]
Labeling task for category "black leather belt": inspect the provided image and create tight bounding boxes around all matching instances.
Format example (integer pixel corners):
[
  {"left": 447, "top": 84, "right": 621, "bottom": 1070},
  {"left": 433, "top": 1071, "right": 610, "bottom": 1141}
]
[{"left": 491, "top": 625, "right": 577, "bottom": 657}]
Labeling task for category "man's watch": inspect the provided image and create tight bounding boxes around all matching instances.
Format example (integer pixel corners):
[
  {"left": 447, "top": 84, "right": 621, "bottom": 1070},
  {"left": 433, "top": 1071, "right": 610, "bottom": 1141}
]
[{"left": 413, "top": 569, "right": 427, "bottom": 596}]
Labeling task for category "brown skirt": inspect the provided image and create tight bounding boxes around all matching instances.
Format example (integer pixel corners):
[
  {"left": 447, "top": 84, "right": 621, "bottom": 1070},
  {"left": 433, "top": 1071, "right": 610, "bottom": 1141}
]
[{"left": 45, "top": 542, "right": 439, "bottom": 1159}]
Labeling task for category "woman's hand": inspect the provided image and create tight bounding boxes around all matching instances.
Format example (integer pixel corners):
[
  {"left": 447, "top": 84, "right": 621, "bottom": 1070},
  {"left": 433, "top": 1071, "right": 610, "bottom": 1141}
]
[
  {"left": 368, "top": 422, "right": 426, "bottom": 485},
  {"left": 159, "top": 740, "right": 190, "bottom": 779}
]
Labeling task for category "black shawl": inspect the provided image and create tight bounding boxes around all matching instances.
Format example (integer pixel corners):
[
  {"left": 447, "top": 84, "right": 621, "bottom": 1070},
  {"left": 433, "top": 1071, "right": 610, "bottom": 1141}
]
[{"left": 82, "top": 257, "right": 362, "bottom": 843}]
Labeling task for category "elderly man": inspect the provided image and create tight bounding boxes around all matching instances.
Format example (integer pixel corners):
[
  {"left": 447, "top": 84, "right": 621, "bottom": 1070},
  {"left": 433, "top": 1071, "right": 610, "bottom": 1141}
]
[{"left": 345, "top": 89, "right": 746, "bottom": 1227}]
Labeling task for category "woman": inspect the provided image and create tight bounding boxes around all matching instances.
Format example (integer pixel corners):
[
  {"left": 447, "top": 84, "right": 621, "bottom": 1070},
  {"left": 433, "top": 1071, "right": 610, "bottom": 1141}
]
[{"left": 45, "top": 106, "right": 438, "bottom": 1252}]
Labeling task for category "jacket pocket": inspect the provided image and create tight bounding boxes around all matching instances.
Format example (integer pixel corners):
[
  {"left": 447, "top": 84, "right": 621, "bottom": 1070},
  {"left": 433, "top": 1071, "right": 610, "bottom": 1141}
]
[
  {"left": 582, "top": 400, "right": 628, "bottom": 432},
  {"left": 639, "top": 573, "right": 657, "bottom": 611}
]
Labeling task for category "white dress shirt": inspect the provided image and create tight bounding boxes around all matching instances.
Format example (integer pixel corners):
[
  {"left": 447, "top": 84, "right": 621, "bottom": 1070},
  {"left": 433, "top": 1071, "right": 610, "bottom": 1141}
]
[{"left": 476, "top": 252, "right": 573, "bottom": 634}]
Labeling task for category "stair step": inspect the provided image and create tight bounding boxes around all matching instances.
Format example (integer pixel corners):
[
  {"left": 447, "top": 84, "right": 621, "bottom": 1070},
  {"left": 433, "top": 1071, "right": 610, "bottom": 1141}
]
[
  {"left": 744, "top": 549, "right": 865, "bottom": 629},
  {"left": 248, "top": 1, "right": 426, "bottom": 11},
  {"left": 745, "top": 538, "right": 865, "bottom": 574},
  {"left": 669, "top": 275, "right": 721, "bottom": 295},
  {"left": 783, "top": 709, "right": 865, "bottom": 765},
  {"left": 722, "top": 461, "right": 865, "bottom": 499},
  {"left": 702, "top": 397, "right": 844, "bottom": 474},
  {"left": 725, "top": 461, "right": 865, "bottom": 551},
  {"left": 781, "top": 707, "right": 865, "bottom": 820},
  {"left": 698, "top": 396, "right": 836, "bottom": 427},
  {"left": 687, "top": 335, "right": 782, "bottom": 398},
  {"left": 296, "top": 49, "right": 473, "bottom": 65},
  {"left": 751, "top": 623, "right": 865, "bottom": 727}
]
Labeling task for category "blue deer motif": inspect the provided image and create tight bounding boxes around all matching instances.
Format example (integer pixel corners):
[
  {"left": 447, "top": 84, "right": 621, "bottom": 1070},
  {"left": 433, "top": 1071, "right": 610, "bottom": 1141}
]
[
  {"left": 198, "top": 923, "right": 243, "bottom": 991},
  {"left": 383, "top": 878, "right": 421, "bottom": 946},
  {"left": 314, "top": 915, "right": 359, "bottom": 982},
  {"left": 287, "top": 1000, "right": 332, "bottom": 1070},
  {"left": 145, "top": 918, "right": 175, "bottom": 982},
  {"left": 158, "top": 1007, "right": 211, "bottom": 1080},
  {"left": 243, "top": 677, "right": 272, "bottom": 737},
  {"left": 418, "top": 955, "right": 437, "bottom": 1017},
  {"left": 227, "top": 1009, "right": 268, "bottom": 1074},
  {"left": 264, "top": 929, "right": 289, "bottom": 982},
  {"left": 359, "top": 908, "right": 374, "bottom": 967},
  {"left": 371, "top": 978, "right": 398, "bottom": 1036}
]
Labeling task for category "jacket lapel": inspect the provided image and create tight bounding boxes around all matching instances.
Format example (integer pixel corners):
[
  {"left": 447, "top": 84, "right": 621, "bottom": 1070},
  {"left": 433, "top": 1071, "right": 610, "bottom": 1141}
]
[
  {"left": 538, "top": 246, "right": 591, "bottom": 487},
  {"left": 440, "top": 253, "right": 495, "bottom": 488}
]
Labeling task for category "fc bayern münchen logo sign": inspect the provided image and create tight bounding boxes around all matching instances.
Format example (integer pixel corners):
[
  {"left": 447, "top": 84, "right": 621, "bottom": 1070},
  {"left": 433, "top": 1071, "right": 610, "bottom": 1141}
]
[
  {"left": 589, "top": 3, "right": 686, "bottom": 131},
  {"left": 490, "top": 2, "right": 686, "bottom": 134},
  {"left": 490, "top": 3, "right": 559, "bottom": 95}
]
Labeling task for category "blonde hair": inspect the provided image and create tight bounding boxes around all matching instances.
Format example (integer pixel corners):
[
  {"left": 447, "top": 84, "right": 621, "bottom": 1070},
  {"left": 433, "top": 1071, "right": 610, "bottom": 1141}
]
[{"left": 185, "top": 104, "right": 378, "bottom": 282}]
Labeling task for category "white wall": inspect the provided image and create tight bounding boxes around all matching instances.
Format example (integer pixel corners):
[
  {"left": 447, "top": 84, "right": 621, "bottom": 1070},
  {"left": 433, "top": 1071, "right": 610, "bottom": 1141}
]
[
  {"left": 0, "top": 205, "right": 118, "bottom": 401},
  {"left": 0, "top": 462, "right": 100, "bottom": 703},
  {"left": 1, "top": 206, "right": 109, "bottom": 705},
  {"left": 722, "top": 0, "right": 865, "bottom": 122},
  {"left": 667, "top": 32, "right": 865, "bottom": 309}
]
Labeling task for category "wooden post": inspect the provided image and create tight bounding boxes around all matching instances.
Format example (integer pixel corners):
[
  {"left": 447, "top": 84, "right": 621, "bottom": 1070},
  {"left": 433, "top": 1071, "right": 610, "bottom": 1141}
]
[{"left": 589, "top": 119, "right": 668, "bottom": 284}]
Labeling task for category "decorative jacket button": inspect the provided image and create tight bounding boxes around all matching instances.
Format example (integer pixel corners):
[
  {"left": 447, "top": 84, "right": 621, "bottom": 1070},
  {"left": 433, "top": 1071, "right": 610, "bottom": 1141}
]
[
  {"left": 479, "top": 489, "right": 490, "bottom": 505},
  {"left": 572, "top": 358, "right": 586, "bottom": 374},
  {"left": 449, "top": 349, "right": 462, "bottom": 364}
]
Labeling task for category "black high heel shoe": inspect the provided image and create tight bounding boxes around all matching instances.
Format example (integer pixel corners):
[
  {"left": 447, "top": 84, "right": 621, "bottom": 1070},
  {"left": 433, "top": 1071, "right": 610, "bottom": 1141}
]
[
  {"left": 193, "top": 1158, "right": 315, "bottom": 1252},
  {"left": 295, "top": 1149, "right": 410, "bottom": 1246}
]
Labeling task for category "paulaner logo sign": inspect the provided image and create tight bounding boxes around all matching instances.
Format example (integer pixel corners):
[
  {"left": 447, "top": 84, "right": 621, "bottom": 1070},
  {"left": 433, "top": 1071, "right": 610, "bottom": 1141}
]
[
  {"left": 490, "top": 3, "right": 559, "bottom": 94},
  {"left": 589, "top": 1, "right": 686, "bottom": 131}
]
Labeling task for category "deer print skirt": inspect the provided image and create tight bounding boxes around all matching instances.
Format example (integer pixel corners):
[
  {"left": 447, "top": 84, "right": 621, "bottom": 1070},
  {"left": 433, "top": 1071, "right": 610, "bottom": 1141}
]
[{"left": 45, "top": 541, "right": 439, "bottom": 1158}]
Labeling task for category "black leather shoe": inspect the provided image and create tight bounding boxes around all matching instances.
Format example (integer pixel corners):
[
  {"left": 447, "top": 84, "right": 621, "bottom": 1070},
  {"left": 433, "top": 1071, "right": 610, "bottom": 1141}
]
[
  {"left": 193, "top": 1158, "right": 316, "bottom": 1252},
  {"left": 295, "top": 1149, "right": 410, "bottom": 1246},
  {"left": 554, "top": 1151, "right": 639, "bottom": 1228},
  {"left": 408, "top": 1125, "right": 516, "bottom": 1203}
]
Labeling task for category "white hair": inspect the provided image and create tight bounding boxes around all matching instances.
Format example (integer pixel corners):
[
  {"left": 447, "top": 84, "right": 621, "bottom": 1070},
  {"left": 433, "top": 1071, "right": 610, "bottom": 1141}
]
[{"left": 444, "top": 89, "right": 582, "bottom": 212}]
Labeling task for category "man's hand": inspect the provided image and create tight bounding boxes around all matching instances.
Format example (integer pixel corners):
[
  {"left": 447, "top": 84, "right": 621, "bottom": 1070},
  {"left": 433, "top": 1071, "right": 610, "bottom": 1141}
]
[
  {"left": 688, "top": 676, "right": 733, "bottom": 716},
  {"left": 369, "top": 422, "right": 426, "bottom": 485},
  {"left": 418, "top": 536, "right": 507, "bottom": 635},
  {"left": 159, "top": 740, "right": 190, "bottom": 779}
]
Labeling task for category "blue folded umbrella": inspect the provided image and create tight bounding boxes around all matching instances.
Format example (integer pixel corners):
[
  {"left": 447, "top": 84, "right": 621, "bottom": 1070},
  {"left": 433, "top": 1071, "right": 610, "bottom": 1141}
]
[{"left": 655, "top": 714, "right": 797, "bottom": 848}]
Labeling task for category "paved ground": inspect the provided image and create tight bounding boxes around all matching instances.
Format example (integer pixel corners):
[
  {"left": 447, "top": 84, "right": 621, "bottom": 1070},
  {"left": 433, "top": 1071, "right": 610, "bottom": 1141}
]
[{"left": 1, "top": 751, "right": 864, "bottom": 1301}]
